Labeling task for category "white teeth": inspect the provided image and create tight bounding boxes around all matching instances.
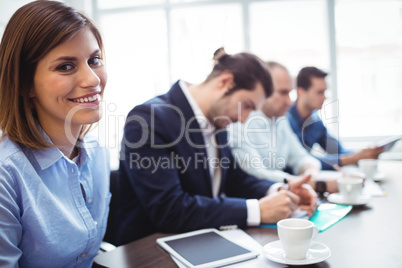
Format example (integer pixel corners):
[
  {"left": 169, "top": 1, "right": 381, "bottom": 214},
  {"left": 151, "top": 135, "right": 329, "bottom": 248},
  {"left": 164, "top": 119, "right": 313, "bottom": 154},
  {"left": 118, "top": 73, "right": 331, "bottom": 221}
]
[{"left": 72, "top": 94, "right": 101, "bottom": 103}]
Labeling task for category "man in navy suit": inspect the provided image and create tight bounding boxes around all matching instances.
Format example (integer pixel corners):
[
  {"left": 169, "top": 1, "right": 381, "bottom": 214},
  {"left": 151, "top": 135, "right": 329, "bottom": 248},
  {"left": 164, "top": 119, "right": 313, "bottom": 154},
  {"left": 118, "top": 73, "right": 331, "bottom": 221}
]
[{"left": 114, "top": 49, "right": 317, "bottom": 245}]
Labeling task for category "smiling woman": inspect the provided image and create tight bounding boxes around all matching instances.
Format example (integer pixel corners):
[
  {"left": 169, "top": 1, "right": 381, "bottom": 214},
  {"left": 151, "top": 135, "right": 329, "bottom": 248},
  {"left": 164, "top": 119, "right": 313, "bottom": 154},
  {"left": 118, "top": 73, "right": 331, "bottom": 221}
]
[
  {"left": 0, "top": 1, "right": 110, "bottom": 267},
  {"left": 31, "top": 27, "right": 107, "bottom": 156}
]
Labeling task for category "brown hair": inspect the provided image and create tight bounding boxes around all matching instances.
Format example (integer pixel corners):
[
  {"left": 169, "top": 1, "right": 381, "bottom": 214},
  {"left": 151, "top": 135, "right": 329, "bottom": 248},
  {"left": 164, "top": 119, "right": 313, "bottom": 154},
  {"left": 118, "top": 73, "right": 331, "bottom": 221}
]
[
  {"left": 0, "top": 0, "right": 104, "bottom": 149},
  {"left": 297, "top": 66, "right": 328, "bottom": 91},
  {"left": 205, "top": 47, "right": 273, "bottom": 98}
]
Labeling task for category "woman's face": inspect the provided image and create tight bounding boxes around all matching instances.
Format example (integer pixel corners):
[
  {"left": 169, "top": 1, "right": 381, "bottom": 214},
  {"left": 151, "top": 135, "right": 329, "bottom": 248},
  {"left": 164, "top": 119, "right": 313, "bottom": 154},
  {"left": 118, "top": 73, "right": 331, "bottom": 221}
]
[{"left": 32, "top": 27, "right": 107, "bottom": 133}]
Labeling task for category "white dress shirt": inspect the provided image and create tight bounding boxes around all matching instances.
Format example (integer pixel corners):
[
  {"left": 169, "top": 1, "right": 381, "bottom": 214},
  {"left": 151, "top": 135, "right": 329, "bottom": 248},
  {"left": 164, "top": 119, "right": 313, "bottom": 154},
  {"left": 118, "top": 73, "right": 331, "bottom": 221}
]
[
  {"left": 179, "top": 80, "right": 265, "bottom": 226},
  {"left": 228, "top": 110, "right": 321, "bottom": 181}
]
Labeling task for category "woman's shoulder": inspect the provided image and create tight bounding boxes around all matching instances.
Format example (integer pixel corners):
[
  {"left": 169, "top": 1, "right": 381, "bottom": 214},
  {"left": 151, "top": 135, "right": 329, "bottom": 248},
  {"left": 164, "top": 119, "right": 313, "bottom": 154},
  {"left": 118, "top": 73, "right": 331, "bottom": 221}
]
[
  {"left": 0, "top": 136, "right": 28, "bottom": 187},
  {"left": 0, "top": 136, "right": 23, "bottom": 164}
]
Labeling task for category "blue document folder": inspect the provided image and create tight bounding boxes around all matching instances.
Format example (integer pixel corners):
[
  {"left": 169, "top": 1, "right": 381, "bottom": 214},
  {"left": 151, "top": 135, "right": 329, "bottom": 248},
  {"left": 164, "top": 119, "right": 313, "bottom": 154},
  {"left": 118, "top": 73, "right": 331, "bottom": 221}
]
[{"left": 260, "top": 203, "right": 352, "bottom": 232}]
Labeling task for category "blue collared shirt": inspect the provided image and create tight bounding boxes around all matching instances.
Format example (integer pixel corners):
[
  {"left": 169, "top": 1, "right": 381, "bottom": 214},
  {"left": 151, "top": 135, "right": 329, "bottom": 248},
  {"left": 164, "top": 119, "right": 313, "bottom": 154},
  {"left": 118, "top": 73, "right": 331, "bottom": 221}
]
[
  {"left": 286, "top": 104, "right": 353, "bottom": 170},
  {"left": 0, "top": 134, "right": 110, "bottom": 267}
]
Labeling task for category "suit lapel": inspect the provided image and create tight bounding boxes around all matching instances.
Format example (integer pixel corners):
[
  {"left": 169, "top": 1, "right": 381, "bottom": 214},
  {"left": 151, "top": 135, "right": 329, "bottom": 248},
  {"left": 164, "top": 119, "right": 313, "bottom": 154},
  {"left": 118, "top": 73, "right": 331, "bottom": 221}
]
[
  {"left": 168, "top": 81, "right": 213, "bottom": 196},
  {"left": 215, "top": 130, "right": 230, "bottom": 195}
]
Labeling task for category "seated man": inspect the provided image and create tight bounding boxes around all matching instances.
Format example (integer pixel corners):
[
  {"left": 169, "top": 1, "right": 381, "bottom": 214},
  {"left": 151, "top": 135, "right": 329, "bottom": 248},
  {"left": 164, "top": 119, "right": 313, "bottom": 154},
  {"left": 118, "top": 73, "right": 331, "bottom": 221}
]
[
  {"left": 287, "top": 66, "right": 384, "bottom": 170},
  {"left": 114, "top": 49, "right": 316, "bottom": 245},
  {"left": 228, "top": 62, "right": 336, "bottom": 193}
]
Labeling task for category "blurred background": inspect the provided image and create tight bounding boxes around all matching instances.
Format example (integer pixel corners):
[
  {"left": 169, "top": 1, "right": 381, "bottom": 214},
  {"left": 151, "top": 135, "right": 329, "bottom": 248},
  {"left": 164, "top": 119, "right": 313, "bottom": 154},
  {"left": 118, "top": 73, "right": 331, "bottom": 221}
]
[{"left": 1, "top": 0, "right": 401, "bottom": 169}]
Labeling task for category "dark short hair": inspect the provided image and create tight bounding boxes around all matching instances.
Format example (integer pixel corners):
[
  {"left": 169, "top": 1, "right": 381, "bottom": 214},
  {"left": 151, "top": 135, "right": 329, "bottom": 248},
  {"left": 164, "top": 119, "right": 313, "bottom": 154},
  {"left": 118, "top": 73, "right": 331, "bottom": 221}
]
[
  {"left": 205, "top": 48, "right": 273, "bottom": 98},
  {"left": 297, "top": 67, "right": 327, "bottom": 90}
]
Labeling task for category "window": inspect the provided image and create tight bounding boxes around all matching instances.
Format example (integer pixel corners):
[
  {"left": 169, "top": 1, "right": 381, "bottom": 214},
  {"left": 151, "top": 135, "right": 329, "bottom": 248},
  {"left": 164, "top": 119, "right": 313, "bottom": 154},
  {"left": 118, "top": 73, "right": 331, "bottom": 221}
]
[
  {"left": 98, "top": 9, "right": 169, "bottom": 168},
  {"left": 169, "top": 4, "right": 244, "bottom": 83},
  {"left": 249, "top": 0, "right": 330, "bottom": 77},
  {"left": 335, "top": 0, "right": 402, "bottom": 137},
  {"left": 97, "top": 0, "right": 164, "bottom": 9},
  {"left": 170, "top": 0, "right": 215, "bottom": 2},
  {"left": 2, "top": 0, "right": 401, "bottom": 168}
]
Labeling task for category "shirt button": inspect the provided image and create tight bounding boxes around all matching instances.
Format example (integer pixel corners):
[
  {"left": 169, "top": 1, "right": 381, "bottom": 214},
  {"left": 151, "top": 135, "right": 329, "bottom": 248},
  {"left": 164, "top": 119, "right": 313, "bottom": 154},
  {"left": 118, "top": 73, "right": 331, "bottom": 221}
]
[
  {"left": 87, "top": 198, "right": 92, "bottom": 204},
  {"left": 80, "top": 253, "right": 87, "bottom": 258},
  {"left": 71, "top": 168, "right": 74, "bottom": 173},
  {"left": 94, "top": 221, "right": 98, "bottom": 225}
]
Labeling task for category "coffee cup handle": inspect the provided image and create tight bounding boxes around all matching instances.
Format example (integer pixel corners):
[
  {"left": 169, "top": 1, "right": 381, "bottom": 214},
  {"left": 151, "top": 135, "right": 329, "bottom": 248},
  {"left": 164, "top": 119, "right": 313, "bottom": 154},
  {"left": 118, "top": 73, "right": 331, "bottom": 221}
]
[{"left": 312, "top": 225, "right": 319, "bottom": 239}]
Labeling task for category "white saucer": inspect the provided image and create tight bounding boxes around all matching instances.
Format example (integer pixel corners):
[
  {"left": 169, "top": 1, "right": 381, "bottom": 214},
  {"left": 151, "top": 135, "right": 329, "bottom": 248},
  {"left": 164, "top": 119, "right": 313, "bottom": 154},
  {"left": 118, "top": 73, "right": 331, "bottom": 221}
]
[
  {"left": 327, "top": 193, "right": 371, "bottom": 205},
  {"left": 263, "top": 240, "right": 331, "bottom": 265}
]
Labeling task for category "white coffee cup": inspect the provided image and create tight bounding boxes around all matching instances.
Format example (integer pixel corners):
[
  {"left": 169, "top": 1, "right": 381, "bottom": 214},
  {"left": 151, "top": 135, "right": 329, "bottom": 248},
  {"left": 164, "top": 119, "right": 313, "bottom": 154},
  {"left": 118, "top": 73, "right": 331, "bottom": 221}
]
[
  {"left": 358, "top": 159, "right": 378, "bottom": 180},
  {"left": 337, "top": 177, "right": 363, "bottom": 202},
  {"left": 277, "top": 219, "right": 318, "bottom": 260}
]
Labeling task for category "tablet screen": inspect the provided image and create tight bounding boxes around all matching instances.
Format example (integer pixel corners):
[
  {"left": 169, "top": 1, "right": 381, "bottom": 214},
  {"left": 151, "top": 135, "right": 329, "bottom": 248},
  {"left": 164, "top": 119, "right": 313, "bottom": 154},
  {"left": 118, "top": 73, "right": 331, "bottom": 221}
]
[{"left": 157, "top": 229, "right": 258, "bottom": 267}]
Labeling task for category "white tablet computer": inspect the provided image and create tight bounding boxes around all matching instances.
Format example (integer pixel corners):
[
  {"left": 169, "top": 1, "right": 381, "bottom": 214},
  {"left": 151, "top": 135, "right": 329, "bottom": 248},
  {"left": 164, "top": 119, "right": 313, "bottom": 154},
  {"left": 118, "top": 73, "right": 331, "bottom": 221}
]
[
  {"left": 377, "top": 135, "right": 401, "bottom": 152},
  {"left": 156, "top": 228, "right": 259, "bottom": 268}
]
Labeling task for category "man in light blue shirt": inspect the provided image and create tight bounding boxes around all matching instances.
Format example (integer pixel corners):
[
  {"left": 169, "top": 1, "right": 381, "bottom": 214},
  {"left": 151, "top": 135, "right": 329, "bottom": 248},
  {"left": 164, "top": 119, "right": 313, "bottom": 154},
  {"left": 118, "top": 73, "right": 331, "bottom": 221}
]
[{"left": 228, "top": 62, "right": 325, "bottom": 188}]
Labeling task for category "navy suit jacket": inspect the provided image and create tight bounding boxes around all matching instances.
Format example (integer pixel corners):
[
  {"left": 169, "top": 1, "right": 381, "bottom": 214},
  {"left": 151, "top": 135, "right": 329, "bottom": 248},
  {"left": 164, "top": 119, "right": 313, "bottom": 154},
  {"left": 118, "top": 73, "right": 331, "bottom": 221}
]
[{"left": 114, "top": 81, "right": 274, "bottom": 245}]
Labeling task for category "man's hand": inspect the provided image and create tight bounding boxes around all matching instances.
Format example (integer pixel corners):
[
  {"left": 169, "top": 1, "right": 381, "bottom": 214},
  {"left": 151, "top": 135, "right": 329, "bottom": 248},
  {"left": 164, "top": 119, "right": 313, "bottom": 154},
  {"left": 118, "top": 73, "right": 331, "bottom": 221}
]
[
  {"left": 341, "top": 146, "right": 384, "bottom": 166},
  {"left": 259, "top": 175, "right": 317, "bottom": 223},
  {"left": 356, "top": 146, "right": 384, "bottom": 160},
  {"left": 289, "top": 172, "right": 338, "bottom": 194},
  {"left": 288, "top": 174, "right": 317, "bottom": 216},
  {"left": 259, "top": 190, "right": 300, "bottom": 223}
]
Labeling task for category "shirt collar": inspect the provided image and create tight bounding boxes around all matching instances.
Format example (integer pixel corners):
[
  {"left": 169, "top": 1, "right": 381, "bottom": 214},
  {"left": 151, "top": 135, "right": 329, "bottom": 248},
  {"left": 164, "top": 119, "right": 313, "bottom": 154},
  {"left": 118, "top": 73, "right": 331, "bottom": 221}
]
[
  {"left": 76, "top": 139, "right": 91, "bottom": 163},
  {"left": 31, "top": 126, "right": 90, "bottom": 170},
  {"left": 289, "top": 103, "right": 304, "bottom": 126},
  {"left": 179, "top": 80, "right": 216, "bottom": 134}
]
